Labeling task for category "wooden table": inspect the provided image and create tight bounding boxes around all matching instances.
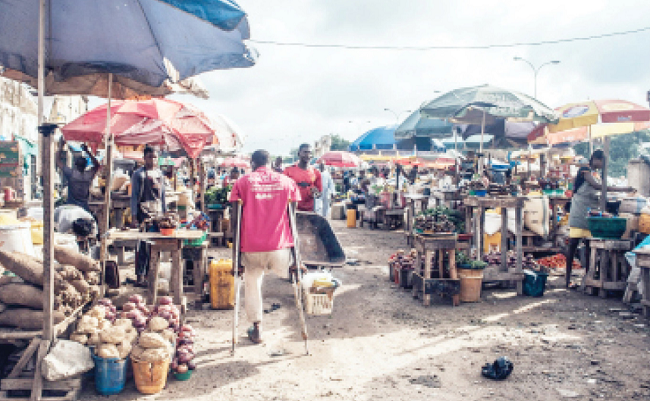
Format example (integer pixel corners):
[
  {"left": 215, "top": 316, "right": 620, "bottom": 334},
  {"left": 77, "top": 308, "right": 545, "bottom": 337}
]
[
  {"left": 633, "top": 247, "right": 650, "bottom": 317},
  {"left": 464, "top": 196, "right": 525, "bottom": 295},
  {"left": 548, "top": 196, "right": 570, "bottom": 238},
  {"left": 107, "top": 229, "right": 205, "bottom": 306},
  {"left": 411, "top": 234, "right": 460, "bottom": 306},
  {"left": 582, "top": 239, "right": 632, "bottom": 297},
  {"left": 431, "top": 189, "right": 462, "bottom": 209}
]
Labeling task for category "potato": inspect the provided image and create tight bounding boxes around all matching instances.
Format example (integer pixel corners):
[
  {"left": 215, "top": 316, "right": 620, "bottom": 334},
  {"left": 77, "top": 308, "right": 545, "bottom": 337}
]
[
  {"left": 70, "top": 333, "right": 88, "bottom": 344},
  {"left": 0, "top": 283, "right": 44, "bottom": 309},
  {"left": 125, "top": 327, "right": 138, "bottom": 343},
  {"left": 96, "top": 344, "right": 120, "bottom": 359},
  {"left": 76, "top": 315, "right": 99, "bottom": 334},
  {"left": 139, "top": 347, "right": 169, "bottom": 363},
  {"left": 88, "top": 305, "right": 106, "bottom": 320},
  {"left": 117, "top": 340, "right": 132, "bottom": 359},
  {"left": 148, "top": 317, "right": 169, "bottom": 332},
  {"left": 98, "top": 319, "right": 112, "bottom": 331},
  {"left": 99, "top": 326, "right": 126, "bottom": 344},
  {"left": 160, "top": 328, "right": 175, "bottom": 344},
  {"left": 0, "top": 309, "right": 65, "bottom": 330},
  {"left": 54, "top": 246, "right": 100, "bottom": 272},
  {"left": 113, "top": 319, "right": 133, "bottom": 329},
  {"left": 87, "top": 332, "right": 101, "bottom": 346},
  {"left": 138, "top": 332, "right": 168, "bottom": 349}
]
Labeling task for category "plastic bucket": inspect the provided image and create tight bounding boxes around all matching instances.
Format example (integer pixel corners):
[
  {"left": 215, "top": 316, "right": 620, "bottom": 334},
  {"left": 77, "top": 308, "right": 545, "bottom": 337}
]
[
  {"left": 523, "top": 270, "right": 548, "bottom": 297},
  {"left": 457, "top": 268, "right": 484, "bottom": 302},
  {"left": 174, "top": 370, "right": 193, "bottom": 381},
  {"left": 160, "top": 228, "right": 176, "bottom": 236},
  {"left": 346, "top": 209, "right": 356, "bottom": 228},
  {"left": 132, "top": 358, "right": 170, "bottom": 394},
  {"left": 0, "top": 223, "right": 35, "bottom": 256},
  {"left": 92, "top": 355, "right": 128, "bottom": 396}
]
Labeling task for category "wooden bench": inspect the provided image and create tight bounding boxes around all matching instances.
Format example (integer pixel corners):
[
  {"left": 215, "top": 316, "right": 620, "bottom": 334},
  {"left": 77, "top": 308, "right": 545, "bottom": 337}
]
[{"left": 582, "top": 239, "right": 632, "bottom": 297}]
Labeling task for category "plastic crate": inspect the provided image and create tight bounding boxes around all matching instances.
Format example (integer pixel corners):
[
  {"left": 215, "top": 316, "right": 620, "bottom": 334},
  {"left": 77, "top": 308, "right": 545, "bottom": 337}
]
[
  {"left": 183, "top": 231, "right": 207, "bottom": 247},
  {"left": 303, "top": 288, "right": 334, "bottom": 315},
  {"left": 587, "top": 217, "right": 626, "bottom": 239}
]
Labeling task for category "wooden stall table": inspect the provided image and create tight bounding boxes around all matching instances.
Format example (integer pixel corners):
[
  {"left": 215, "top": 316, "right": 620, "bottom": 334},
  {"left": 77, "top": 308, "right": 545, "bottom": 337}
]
[
  {"left": 634, "top": 248, "right": 650, "bottom": 318},
  {"left": 411, "top": 233, "right": 460, "bottom": 306},
  {"left": 207, "top": 206, "right": 227, "bottom": 246},
  {"left": 464, "top": 196, "right": 525, "bottom": 295},
  {"left": 548, "top": 196, "right": 570, "bottom": 239},
  {"left": 404, "top": 194, "right": 429, "bottom": 245},
  {"left": 107, "top": 229, "right": 205, "bottom": 307},
  {"left": 581, "top": 238, "right": 632, "bottom": 297}
]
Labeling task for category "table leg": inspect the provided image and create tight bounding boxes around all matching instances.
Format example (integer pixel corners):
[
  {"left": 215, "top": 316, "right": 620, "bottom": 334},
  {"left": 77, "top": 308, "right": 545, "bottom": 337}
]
[
  {"left": 193, "top": 248, "right": 205, "bottom": 308},
  {"left": 478, "top": 207, "right": 485, "bottom": 261},
  {"left": 500, "top": 208, "right": 508, "bottom": 271},
  {"left": 515, "top": 206, "right": 523, "bottom": 296},
  {"left": 438, "top": 250, "right": 444, "bottom": 280},
  {"left": 448, "top": 248, "right": 459, "bottom": 306},
  {"left": 423, "top": 250, "right": 433, "bottom": 306},
  {"left": 599, "top": 250, "right": 610, "bottom": 298},
  {"left": 116, "top": 246, "right": 125, "bottom": 266},
  {"left": 148, "top": 246, "right": 160, "bottom": 305},
  {"left": 642, "top": 267, "right": 650, "bottom": 318},
  {"left": 473, "top": 207, "right": 480, "bottom": 261},
  {"left": 171, "top": 247, "right": 183, "bottom": 306},
  {"left": 115, "top": 208, "right": 125, "bottom": 229},
  {"left": 413, "top": 248, "right": 422, "bottom": 299}
]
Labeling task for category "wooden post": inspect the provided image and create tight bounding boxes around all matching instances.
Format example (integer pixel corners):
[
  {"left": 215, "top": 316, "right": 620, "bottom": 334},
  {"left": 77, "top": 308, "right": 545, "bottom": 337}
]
[
  {"left": 515, "top": 204, "right": 524, "bottom": 295},
  {"left": 99, "top": 136, "right": 114, "bottom": 275},
  {"left": 600, "top": 136, "right": 610, "bottom": 211},
  {"left": 199, "top": 160, "right": 206, "bottom": 214},
  {"left": 500, "top": 208, "right": 508, "bottom": 270},
  {"left": 423, "top": 250, "right": 433, "bottom": 306}
]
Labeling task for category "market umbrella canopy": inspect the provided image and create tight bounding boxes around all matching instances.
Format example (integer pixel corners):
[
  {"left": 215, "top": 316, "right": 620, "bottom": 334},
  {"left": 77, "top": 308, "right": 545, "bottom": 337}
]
[
  {"left": 420, "top": 84, "right": 559, "bottom": 123},
  {"left": 317, "top": 151, "right": 361, "bottom": 168},
  {"left": 0, "top": 0, "right": 257, "bottom": 93},
  {"left": 61, "top": 98, "right": 216, "bottom": 158},
  {"left": 221, "top": 157, "right": 249, "bottom": 168},
  {"left": 456, "top": 119, "right": 536, "bottom": 149},
  {"left": 350, "top": 125, "right": 396, "bottom": 151},
  {"left": 394, "top": 109, "right": 454, "bottom": 139},
  {"left": 548, "top": 100, "right": 650, "bottom": 136}
]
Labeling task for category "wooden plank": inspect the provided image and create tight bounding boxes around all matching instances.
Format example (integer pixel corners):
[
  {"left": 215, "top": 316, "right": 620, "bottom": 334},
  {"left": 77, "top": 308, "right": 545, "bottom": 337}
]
[
  {"left": 500, "top": 208, "right": 508, "bottom": 269},
  {"left": 515, "top": 205, "right": 523, "bottom": 296},
  {"left": 7, "top": 338, "right": 40, "bottom": 379},
  {"left": 30, "top": 339, "right": 49, "bottom": 401},
  {"left": 147, "top": 247, "right": 160, "bottom": 306},
  {"left": 41, "top": 129, "right": 55, "bottom": 343},
  {"left": 448, "top": 247, "right": 459, "bottom": 306},
  {"left": 171, "top": 248, "right": 183, "bottom": 306},
  {"left": 423, "top": 250, "right": 433, "bottom": 306},
  {"left": 2, "top": 378, "right": 81, "bottom": 391}
]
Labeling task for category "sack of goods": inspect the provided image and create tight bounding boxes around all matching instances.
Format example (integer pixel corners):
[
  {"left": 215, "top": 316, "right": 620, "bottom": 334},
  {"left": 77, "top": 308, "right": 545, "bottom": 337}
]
[{"left": 523, "top": 196, "right": 550, "bottom": 238}]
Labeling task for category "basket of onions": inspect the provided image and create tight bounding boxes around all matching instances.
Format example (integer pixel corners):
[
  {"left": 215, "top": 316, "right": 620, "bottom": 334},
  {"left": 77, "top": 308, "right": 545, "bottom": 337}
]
[
  {"left": 119, "top": 295, "right": 181, "bottom": 334},
  {"left": 171, "top": 325, "right": 196, "bottom": 380}
]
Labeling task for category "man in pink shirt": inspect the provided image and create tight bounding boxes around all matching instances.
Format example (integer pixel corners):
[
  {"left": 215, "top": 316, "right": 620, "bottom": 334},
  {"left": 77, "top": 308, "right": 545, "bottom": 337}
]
[{"left": 229, "top": 150, "right": 301, "bottom": 344}]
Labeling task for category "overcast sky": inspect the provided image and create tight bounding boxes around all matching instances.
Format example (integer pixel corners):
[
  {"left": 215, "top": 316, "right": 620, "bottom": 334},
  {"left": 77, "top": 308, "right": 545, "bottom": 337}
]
[{"left": 168, "top": 0, "right": 650, "bottom": 156}]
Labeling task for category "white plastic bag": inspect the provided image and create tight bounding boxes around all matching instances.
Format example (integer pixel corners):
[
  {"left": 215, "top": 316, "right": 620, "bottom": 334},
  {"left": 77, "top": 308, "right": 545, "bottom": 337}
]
[{"left": 42, "top": 340, "right": 94, "bottom": 381}]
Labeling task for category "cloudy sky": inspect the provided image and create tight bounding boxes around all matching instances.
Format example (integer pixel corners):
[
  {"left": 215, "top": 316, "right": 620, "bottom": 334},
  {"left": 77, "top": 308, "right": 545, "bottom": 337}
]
[{"left": 170, "top": 0, "right": 650, "bottom": 155}]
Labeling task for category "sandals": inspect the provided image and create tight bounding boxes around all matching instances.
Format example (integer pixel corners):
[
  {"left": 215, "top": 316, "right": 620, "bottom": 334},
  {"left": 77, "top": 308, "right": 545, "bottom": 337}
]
[{"left": 247, "top": 323, "right": 263, "bottom": 344}]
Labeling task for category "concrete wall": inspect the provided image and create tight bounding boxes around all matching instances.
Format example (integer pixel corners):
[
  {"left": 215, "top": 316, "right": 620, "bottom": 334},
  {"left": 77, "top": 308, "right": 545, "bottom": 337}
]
[{"left": 627, "top": 159, "right": 650, "bottom": 196}]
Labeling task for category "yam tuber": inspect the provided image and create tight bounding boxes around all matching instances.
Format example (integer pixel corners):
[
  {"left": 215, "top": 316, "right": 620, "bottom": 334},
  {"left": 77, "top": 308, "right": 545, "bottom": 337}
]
[
  {"left": 138, "top": 332, "right": 168, "bottom": 349},
  {"left": 70, "top": 333, "right": 88, "bottom": 344},
  {"left": 69, "top": 279, "right": 90, "bottom": 295},
  {"left": 96, "top": 344, "right": 120, "bottom": 359},
  {"left": 139, "top": 347, "right": 169, "bottom": 363},
  {"left": 83, "top": 271, "right": 100, "bottom": 285},
  {"left": 0, "top": 309, "right": 65, "bottom": 330},
  {"left": 54, "top": 245, "right": 100, "bottom": 272},
  {"left": 0, "top": 283, "right": 44, "bottom": 309},
  {"left": 99, "top": 326, "right": 126, "bottom": 344},
  {"left": 76, "top": 315, "right": 99, "bottom": 334},
  {"left": 131, "top": 345, "right": 145, "bottom": 360},
  {"left": 0, "top": 251, "right": 45, "bottom": 286},
  {"left": 117, "top": 340, "right": 132, "bottom": 359},
  {"left": 148, "top": 316, "right": 169, "bottom": 332},
  {"left": 56, "top": 265, "right": 82, "bottom": 281}
]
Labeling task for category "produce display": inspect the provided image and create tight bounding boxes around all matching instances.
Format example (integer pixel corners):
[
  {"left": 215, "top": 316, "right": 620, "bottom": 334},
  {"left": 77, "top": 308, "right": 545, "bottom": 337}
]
[
  {"left": 488, "top": 183, "right": 518, "bottom": 197},
  {"left": 0, "top": 249, "right": 101, "bottom": 328},
  {"left": 204, "top": 186, "right": 230, "bottom": 205},
  {"left": 156, "top": 212, "right": 180, "bottom": 230},
  {"left": 171, "top": 325, "right": 197, "bottom": 376},
  {"left": 388, "top": 249, "right": 416, "bottom": 270},
  {"left": 537, "top": 253, "right": 581, "bottom": 270},
  {"left": 456, "top": 251, "right": 487, "bottom": 269},
  {"left": 415, "top": 206, "right": 465, "bottom": 234},
  {"left": 482, "top": 251, "right": 543, "bottom": 272}
]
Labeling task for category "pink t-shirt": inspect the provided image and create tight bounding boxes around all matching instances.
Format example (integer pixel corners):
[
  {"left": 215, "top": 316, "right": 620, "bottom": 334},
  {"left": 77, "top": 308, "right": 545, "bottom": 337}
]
[{"left": 229, "top": 166, "right": 302, "bottom": 253}]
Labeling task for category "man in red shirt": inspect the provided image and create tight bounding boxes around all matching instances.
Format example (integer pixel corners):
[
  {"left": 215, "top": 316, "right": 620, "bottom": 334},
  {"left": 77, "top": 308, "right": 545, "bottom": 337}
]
[
  {"left": 229, "top": 150, "right": 301, "bottom": 344},
  {"left": 284, "top": 143, "right": 322, "bottom": 212}
]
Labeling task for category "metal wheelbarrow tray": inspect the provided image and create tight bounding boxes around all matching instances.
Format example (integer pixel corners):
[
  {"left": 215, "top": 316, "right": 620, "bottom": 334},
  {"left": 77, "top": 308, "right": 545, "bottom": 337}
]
[{"left": 296, "top": 212, "right": 346, "bottom": 267}]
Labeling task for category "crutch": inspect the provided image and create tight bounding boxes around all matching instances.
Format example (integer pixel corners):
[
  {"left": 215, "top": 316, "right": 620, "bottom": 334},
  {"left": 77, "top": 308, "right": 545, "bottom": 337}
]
[
  {"left": 231, "top": 200, "right": 243, "bottom": 355},
  {"left": 287, "top": 202, "right": 310, "bottom": 355}
]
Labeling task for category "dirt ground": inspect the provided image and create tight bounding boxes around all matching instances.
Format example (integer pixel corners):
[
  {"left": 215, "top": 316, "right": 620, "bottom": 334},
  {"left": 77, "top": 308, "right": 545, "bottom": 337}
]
[{"left": 85, "top": 220, "right": 650, "bottom": 401}]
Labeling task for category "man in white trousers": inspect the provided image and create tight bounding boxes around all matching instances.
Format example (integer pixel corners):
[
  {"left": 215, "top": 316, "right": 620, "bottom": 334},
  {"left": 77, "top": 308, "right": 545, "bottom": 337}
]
[
  {"left": 315, "top": 163, "right": 335, "bottom": 218},
  {"left": 229, "top": 150, "right": 301, "bottom": 344}
]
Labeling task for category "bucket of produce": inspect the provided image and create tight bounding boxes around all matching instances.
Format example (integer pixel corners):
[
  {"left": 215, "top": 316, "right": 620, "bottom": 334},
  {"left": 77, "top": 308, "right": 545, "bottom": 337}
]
[
  {"left": 587, "top": 217, "right": 626, "bottom": 239},
  {"left": 132, "top": 358, "right": 170, "bottom": 395},
  {"left": 92, "top": 354, "right": 128, "bottom": 396},
  {"left": 174, "top": 370, "right": 193, "bottom": 381},
  {"left": 522, "top": 270, "right": 548, "bottom": 297},
  {"left": 475, "top": 189, "right": 487, "bottom": 197},
  {"left": 457, "top": 260, "right": 486, "bottom": 303}
]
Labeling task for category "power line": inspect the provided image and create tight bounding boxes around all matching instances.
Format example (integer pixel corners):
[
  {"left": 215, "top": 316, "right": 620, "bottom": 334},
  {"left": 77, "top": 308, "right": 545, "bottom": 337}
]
[{"left": 250, "top": 25, "right": 650, "bottom": 51}]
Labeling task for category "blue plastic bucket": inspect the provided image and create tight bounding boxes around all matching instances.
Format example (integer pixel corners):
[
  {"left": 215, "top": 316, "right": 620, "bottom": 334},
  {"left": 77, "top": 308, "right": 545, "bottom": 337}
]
[
  {"left": 522, "top": 270, "right": 548, "bottom": 297},
  {"left": 92, "top": 354, "right": 128, "bottom": 395}
]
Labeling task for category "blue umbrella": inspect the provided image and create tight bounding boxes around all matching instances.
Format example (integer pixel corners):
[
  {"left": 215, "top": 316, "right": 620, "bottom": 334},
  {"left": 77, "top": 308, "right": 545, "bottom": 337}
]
[
  {"left": 0, "top": 0, "right": 256, "bottom": 93},
  {"left": 394, "top": 109, "right": 454, "bottom": 139},
  {"left": 349, "top": 125, "right": 396, "bottom": 151}
]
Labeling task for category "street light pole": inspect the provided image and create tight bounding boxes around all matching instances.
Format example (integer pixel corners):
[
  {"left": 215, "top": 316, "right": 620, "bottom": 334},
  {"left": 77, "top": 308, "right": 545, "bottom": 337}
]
[
  {"left": 513, "top": 57, "right": 560, "bottom": 98},
  {"left": 383, "top": 108, "right": 412, "bottom": 124}
]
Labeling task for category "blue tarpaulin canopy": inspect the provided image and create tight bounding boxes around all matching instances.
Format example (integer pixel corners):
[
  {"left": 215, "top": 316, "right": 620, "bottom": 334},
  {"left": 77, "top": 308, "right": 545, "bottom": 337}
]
[{"left": 350, "top": 125, "right": 396, "bottom": 151}]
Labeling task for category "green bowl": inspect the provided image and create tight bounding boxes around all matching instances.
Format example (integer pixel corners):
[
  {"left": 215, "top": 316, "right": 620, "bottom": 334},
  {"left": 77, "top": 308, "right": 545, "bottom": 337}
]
[
  {"left": 587, "top": 217, "right": 627, "bottom": 239},
  {"left": 174, "top": 370, "right": 193, "bottom": 381}
]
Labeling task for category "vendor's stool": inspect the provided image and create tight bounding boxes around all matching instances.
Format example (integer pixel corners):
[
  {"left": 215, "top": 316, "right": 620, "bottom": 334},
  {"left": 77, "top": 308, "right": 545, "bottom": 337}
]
[
  {"left": 182, "top": 241, "right": 209, "bottom": 309},
  {"left": 411, "top": 234, "right": 460, "bottom": 306},
  {"left": 582, "top": 239, "right": 632, "bottom": 297}
]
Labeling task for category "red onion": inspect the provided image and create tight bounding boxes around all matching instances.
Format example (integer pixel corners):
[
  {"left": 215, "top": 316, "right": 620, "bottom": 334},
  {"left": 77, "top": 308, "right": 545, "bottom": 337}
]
[
  {"left": 187, "top": 361, "right": 196, "bottom": 370},
  {"left": 98, "top": 298, "right": 112, "bottom": 307},
  {"left": 158, "top": 311, "right": 172, "bottom": 320},
  {"left": 122, "top": 303, "right": 137, "bottom": 312},
  {"left": 158, "top": 296, "right": 173, "bottom": 305},
  {"left": 129, "top": 294, "right": 144, "bottom": 305},
  {"left": 137, "top": 305, "right": 150, "bottom": 315}
]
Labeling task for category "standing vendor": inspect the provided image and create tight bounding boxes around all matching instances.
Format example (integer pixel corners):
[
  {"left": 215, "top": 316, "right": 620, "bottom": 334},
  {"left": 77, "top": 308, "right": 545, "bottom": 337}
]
[
  {"left": 130, "top": 146, "right": 166, "bottom": 287},
  {"left": 56, "top": 140, "right": 100, "bottom": 212},
  {"left": 315, "top": 163, "right": 335, "bottom": 218},
  {"left": 565, "top": 150, "right": 634, "bottom": 288},
  {"left": 284, "top": 143, "right": 322, "bottom": 212}
]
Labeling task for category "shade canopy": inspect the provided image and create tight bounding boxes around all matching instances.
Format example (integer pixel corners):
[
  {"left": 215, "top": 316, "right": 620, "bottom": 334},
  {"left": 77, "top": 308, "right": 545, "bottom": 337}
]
[
  {"left": 394, "top": 110, "right": 454, "bottom": 139},
  {"left": 350, "top": 125, "right": 396, "bottom": 151},
  {"left": 317, "top": 151, "right": 361, "bottom": 168}
]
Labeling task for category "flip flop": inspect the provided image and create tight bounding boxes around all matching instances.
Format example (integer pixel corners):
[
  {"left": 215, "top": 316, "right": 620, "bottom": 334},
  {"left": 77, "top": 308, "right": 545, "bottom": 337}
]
[{"left": 247, "top": 325, "right": 263, "bottom": 344}]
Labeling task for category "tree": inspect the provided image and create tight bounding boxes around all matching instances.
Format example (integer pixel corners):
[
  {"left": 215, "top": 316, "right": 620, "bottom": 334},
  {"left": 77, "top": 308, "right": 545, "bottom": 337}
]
[
  {"left": 329, "top": 134, "right": 351, "bottom": 151},
  {"left": 573, "top": 130, "right": 650, "bottom": 177}
]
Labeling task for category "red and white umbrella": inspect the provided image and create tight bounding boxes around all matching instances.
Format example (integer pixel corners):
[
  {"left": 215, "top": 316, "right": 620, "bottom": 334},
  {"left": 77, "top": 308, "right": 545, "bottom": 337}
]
[
  {"left": 220, "top": 157, "right": 249, "bottom": 168},
  {"left": 316, "top": 151, "right": 361, "bottom": 168}
]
